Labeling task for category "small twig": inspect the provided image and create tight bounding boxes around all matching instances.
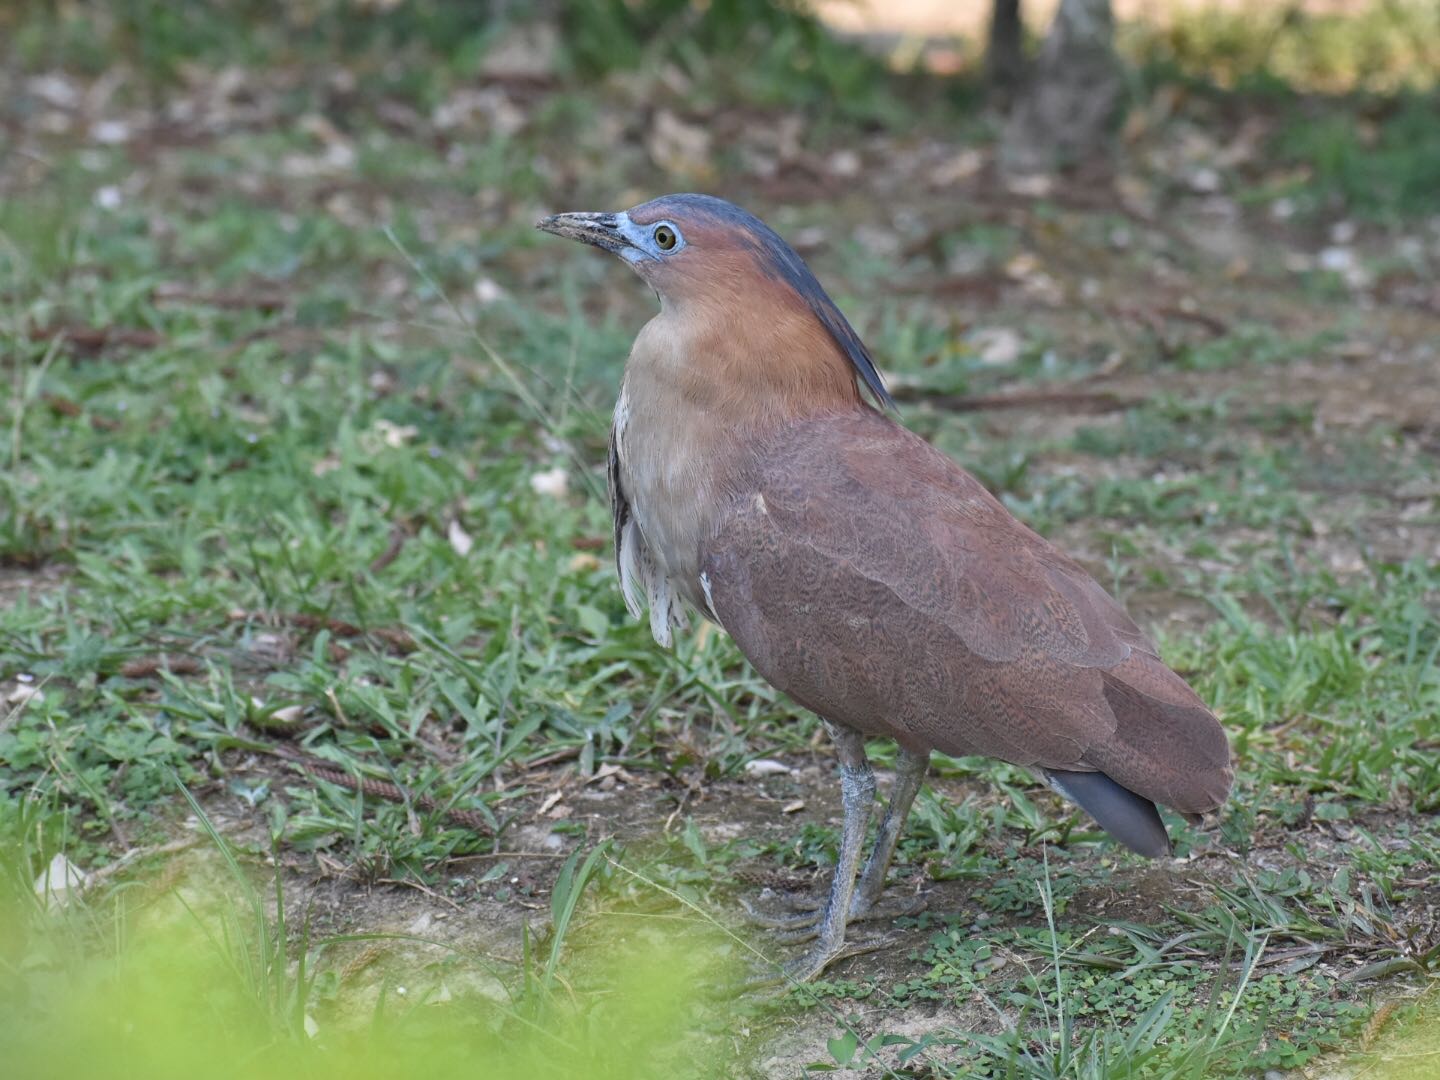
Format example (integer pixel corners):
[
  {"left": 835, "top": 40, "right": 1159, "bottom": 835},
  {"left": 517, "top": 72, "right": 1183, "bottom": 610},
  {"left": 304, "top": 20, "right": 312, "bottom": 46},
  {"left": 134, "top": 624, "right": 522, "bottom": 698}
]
[
  {"left": 1110, "top": 302, "right": 1229, "bottom": 339},
  {"left": 368, "top": 523, "right": 411, "bottom": 573},
  {"left": 447, "top": 851, "right": 570, "bottom": 862},
  {"left": 890, "top": 386, "right": 1141, "bottom": 413},
  {"left": 119, "top": 655, "right": 204, "bottom": 678},
  {"left": 12, "top": 330, "right": 63, "bottom": 470},
  {"left": 663, "top": 786, "right": 693, "bottom": 834},
  {"left": 263, "top": 744, "right": 495, "bottom": 834},
  {"left": 1156, "top": 303, "right": 1229, "bottom": 337},
  {"left": 1343, "top": 956, "right": 1423, "bottom": 983},
  {"left": 28, "top": 324, "right": 164, "bottom": 354},
  {"left": 86, "top": 837, "right": 201, "bottom": 887},
  {"left": 151, "top": 283, "right": 288, "bottom": 313},
  {"left": 521, "top": 746, "right": 582, "bottom": 770},
  {"left": 377, "top": 876, "right": 464, "bottom": 912}
]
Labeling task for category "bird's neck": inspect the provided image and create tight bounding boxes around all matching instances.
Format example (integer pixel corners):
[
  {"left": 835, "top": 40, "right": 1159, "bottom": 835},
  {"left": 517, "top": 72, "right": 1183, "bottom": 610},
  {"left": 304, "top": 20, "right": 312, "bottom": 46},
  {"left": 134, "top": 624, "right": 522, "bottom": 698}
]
[{"left": 627, "top": 300, "right": 866, "bottom": 433}]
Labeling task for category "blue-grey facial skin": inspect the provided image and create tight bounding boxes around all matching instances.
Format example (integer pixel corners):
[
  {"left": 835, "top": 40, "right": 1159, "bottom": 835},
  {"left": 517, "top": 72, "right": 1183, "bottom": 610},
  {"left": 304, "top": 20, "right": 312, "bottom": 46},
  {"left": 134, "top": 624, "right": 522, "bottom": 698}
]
[
  {"left": 534, "top": 210, "right": 686, "bottom": 267},
  {"left": 614, "top": 212, "right": 686, "bottom": 265}
]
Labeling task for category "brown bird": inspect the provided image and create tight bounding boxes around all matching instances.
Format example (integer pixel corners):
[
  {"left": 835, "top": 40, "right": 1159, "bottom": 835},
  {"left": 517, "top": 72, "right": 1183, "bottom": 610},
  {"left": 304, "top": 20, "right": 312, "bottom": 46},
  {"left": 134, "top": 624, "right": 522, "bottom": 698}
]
[{"left": 538, "top": 194, "right": 1232, "bottom": 981}]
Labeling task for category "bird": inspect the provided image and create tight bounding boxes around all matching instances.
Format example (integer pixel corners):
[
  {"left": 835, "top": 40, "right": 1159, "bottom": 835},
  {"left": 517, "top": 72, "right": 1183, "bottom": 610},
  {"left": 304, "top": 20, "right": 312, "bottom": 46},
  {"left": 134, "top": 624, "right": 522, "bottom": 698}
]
[{"left": 537, "top": 193, "right": 1232, "bottom": 982}]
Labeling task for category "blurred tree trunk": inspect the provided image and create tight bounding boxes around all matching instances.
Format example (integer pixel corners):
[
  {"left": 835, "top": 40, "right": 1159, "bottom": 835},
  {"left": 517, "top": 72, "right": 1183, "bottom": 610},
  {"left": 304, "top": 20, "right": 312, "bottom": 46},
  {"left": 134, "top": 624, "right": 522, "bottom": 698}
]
[
  {"left": 986, "top": 0, "right": 1024, "bottom": 101},
  {"left": 999, "top": 0, "right": 1120, "bottom": 175}
]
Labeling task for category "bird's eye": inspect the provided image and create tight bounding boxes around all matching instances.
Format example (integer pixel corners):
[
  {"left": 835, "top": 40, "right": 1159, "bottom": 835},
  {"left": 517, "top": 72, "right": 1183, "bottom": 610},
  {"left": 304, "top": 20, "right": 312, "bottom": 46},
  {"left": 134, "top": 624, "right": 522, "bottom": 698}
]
[{"left": 653, "top": 225, "right": 677, "bottom": 251}]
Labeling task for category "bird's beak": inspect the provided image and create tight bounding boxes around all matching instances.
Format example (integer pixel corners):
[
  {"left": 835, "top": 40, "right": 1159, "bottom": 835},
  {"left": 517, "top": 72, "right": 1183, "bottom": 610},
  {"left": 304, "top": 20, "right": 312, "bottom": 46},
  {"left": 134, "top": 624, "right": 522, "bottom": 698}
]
[{"left": 535, "top": 211, "right": 631, "bottom": 255}]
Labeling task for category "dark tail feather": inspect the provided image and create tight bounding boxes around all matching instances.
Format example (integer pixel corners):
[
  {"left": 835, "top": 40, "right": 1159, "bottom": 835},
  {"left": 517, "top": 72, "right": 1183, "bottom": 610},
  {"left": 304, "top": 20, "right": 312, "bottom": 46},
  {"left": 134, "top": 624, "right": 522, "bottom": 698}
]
[{"left": 1044, "top": 769, "right": 1172, "bottom": 857}]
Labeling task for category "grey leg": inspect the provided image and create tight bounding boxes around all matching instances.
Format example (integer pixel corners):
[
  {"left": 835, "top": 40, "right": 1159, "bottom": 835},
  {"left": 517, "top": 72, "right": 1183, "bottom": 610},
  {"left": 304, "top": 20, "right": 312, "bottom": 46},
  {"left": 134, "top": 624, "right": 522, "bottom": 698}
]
[
  {"left": 777, "top": 720, "right": 875, "bottom": 982},
  {"left": 744, "top": 744, "right": 929, "bottom": 935},
  {"left": 848, "top": 746, "right": 928, "bottom": 918}
]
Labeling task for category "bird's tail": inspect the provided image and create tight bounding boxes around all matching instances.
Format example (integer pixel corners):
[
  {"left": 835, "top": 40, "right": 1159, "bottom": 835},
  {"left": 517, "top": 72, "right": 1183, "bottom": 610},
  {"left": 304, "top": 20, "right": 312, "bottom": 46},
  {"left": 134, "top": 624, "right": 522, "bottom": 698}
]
[{"left": 1043, "top": 768, "right": 1172, "bottom": 857}]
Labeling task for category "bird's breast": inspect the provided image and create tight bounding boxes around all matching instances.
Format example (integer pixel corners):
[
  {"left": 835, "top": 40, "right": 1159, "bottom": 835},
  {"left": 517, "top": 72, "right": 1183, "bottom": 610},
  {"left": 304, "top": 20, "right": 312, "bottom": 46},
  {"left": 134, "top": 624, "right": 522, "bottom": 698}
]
[{"left": 613, "top": 380, "right": 732, "bottom": 622}]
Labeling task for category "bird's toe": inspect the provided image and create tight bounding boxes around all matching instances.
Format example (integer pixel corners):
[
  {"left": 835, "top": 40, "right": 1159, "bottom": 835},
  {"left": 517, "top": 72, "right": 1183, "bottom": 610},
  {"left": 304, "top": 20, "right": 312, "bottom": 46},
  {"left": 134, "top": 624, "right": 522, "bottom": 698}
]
[
  {"left": 774, "top": 921, "right": 821, "bottom": 944},
  {"left": 777, "top": 934, "right": 892, "bottom": 984},
  {"left": 739, "top": 892, "right": 821, "bottom": 929},
  {"left": 847, "top": 891, "right": 927, "bottom": 923}
]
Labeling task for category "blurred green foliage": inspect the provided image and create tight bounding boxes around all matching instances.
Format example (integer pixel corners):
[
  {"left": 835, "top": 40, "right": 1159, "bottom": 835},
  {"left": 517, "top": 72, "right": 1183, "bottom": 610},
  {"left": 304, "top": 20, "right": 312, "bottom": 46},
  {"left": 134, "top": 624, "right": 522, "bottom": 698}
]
[
  {"left": 6, "top": 0, "right": 899, "bottom": 118},
  {"left": 1121, "top": 0, "right": 1440, "bottom": 94},
  {"left": 1277, "top": 95, "right": 1440, "bottom": 219},
  {"left": 0, "top": 804, "right": 739, "bottom": 1080}
]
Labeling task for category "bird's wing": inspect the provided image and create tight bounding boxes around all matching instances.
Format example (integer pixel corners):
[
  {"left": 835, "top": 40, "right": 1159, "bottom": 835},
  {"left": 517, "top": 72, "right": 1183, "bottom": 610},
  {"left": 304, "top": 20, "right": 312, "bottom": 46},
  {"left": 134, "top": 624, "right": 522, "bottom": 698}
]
[
  {"left": 700, "top": 410, "right": 1230, "bottom": 815},
  {"left": 606, "top": 423, "right": 637, "bottom": 613}
]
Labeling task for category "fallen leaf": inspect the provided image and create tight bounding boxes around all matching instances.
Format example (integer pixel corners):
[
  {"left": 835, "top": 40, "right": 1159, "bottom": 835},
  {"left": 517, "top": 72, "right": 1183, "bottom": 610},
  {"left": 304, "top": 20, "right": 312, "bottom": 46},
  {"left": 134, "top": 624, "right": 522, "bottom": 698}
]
[
  {"left": 586, "top": 764, "right": 623, "bottom": 785},
  {"left": 375, "top": 419, "right": 418, "bottom": 448},
  {"left": 928, "top": 148, "right": 985, "bottom": 187},
  {"left": 789, "top": 225, "right": 828, "bottom": 253},
  {"left": 433, "top": 87, "right": 526, "bottom": 136},
  {"left": 744, "top": 759, "right": 792, "bottom": 777},
  {"left": 34, "top": 853, "right": 89, "bottom": 907},
  {"left": 1186, "top": 166, "right": 1222, "bottom": 194},
  {"left": 1005, "top": 173, "right": 1054, "bottom": 198},
  {"left": 479, "top": 21, "right": 559, "bottom": 82},
  {"left": 530, "top": 467, "right": 568, "bottom": 498},
  {"left": 447, "top": 519, "right": 474, "bottom": 557},
  {"left": 6, "top": 681, "right": 43, "bottom": 705},
  {"left": 647, "top": 109, "right": 713, "bottom": 180},
  {"left": 970, "top": 327, "right": 1025, "bottom": 366},
  {"left": 827, "top": 149, "right": 861, "bottom": 178},
  {"left": 90, "top": 119, "right": 131, "bottom": 144},
  {"left": 473, "top": 277, "right": 507, "bottom": 305}
]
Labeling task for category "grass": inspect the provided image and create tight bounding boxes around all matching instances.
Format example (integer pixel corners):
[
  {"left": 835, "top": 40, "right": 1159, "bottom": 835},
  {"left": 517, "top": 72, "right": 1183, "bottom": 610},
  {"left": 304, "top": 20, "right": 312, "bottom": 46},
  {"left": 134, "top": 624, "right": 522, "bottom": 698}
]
[
  {"left": 1, "top": 785, "right": 742, "bottom": 1080},
  {"left": 4, "top": 1, "right": 1440, "bottom": 1076}
]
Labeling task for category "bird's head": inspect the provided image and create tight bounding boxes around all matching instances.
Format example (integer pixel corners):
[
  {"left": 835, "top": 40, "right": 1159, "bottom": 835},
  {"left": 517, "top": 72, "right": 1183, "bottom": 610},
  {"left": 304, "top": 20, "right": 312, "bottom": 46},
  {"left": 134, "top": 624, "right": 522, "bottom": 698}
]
[{"left": 537, "top": 193, "right": 892, "bottom": 408}]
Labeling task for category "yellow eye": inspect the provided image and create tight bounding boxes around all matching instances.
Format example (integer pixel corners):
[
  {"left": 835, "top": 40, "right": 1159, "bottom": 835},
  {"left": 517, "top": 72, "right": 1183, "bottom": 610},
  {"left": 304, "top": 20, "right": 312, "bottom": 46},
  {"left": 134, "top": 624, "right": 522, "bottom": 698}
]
[{"left": 653, "top": 225, "right": 677, "bottom": 251}]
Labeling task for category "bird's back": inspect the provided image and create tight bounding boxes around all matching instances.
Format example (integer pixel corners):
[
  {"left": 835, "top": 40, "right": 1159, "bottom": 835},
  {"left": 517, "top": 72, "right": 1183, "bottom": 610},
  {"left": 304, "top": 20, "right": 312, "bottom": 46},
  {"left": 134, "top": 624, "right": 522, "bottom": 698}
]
[{"left": 700, "top": 408, "right": 1232, "bottom": 818}]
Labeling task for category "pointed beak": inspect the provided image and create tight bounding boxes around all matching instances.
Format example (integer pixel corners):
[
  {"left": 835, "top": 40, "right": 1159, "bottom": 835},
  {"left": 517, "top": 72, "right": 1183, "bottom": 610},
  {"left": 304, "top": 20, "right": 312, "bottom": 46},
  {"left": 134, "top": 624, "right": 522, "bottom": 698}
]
[{"left": 535, "top": 211, "right": 631, "bottom": 255}]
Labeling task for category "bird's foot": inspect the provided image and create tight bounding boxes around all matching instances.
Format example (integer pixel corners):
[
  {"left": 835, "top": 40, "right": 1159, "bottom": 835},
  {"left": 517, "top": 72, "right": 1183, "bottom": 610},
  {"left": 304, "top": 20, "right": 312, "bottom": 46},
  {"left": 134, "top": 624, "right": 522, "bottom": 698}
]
[
  {"left": 746, "top": 933, "right": 893, "bottom": 987},
  {"left": 740, "top": 893, "right": 820, "bottom": 930},
  {"left": 848, "top": 890, "right": 928, "bottom": 923},
  {"left": 741, "top": 891, "right": 927, "bottom": 940},
  {"left": 742, "top": 887, "right": 821, "bottom": 916}
]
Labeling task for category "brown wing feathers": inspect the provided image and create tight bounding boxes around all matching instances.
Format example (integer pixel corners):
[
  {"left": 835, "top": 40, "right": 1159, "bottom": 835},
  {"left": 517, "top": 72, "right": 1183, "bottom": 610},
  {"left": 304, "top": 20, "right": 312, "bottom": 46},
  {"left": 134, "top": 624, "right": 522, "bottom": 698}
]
[{"left": 702, "top": 409, "right": 1233, "bottom": 843}]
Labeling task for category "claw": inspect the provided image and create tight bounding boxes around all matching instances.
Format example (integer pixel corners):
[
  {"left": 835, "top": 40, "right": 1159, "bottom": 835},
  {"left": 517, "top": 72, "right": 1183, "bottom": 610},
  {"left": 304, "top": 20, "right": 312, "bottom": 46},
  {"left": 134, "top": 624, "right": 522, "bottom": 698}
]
[{"left": 739, "top": 893, "right": 821, "bottom": 930}]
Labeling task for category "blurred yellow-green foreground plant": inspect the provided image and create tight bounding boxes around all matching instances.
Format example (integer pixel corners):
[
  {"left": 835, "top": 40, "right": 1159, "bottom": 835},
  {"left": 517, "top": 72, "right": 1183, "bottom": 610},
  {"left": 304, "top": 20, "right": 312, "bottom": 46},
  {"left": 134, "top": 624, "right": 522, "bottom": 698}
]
[{"left": 0, "top": 791, "right": 739, "bottom": 1080}]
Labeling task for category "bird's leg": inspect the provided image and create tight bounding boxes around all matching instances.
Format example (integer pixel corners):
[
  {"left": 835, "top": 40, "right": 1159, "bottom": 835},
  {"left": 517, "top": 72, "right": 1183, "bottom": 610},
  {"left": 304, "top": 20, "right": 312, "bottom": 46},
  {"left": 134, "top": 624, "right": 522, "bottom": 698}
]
[
  {"left": 847, "top": 746, "right": 928, "bottom": 919},
  {"left": 744, "top": 745, "right": 928, "bottom": 933},
  {"left": 774, "top": 721, "right": 875, "bottom": 982}
]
